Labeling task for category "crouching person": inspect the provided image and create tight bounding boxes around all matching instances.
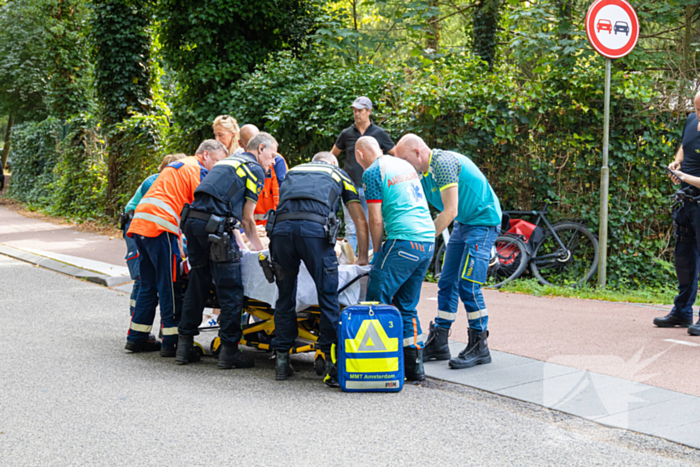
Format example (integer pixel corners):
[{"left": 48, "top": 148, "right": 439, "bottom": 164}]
[
  {"left": 126, "top": 141, "right": 227, "bottom": 356},
  {"left": 269, "top": 152, "right": 369, "bottom": 385},
  {"left": 176, "top": 134, "right": 273, "bottom": 369},
  {"left": 355, "top": 136, "right": 435, "bottom": 381}
]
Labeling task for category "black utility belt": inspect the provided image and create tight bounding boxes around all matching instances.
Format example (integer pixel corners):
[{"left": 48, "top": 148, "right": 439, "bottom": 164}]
[{"left": 268, "top": 210, "right": 341, "bottom": 245}]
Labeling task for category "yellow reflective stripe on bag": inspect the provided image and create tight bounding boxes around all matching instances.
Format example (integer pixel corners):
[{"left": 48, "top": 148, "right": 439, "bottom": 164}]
[{"left": 346, "top": 357, "right": 399, "bottom": 373}]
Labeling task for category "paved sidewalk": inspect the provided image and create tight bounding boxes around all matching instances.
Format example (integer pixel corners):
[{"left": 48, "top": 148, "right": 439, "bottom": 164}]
[{"left": 2, "top": 203, "right": 700, "bottom": 450}]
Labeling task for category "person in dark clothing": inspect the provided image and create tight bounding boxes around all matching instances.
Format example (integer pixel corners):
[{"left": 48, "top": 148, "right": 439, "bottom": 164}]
[
  {"left": 176, "top": 133, "right": 275, "bottom": 369},
  {"left": 331, "top": 96, "right": 395, "bottom": 253},
  {"left": 654, "top": 91, "right": 700, "bottom": 336}
]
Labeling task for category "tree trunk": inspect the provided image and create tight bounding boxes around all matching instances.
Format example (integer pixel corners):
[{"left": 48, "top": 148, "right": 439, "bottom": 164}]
[
  {"left": 1, "top": 114, "right": 13, "bottom": 169},
  {"left": 426, "top": 0, "right": 440, "bottom": 52}
]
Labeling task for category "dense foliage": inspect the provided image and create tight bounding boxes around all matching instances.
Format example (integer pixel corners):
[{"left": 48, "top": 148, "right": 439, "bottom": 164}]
[{"left": 157, "top": 0, "right": 319, "bottom": 152}]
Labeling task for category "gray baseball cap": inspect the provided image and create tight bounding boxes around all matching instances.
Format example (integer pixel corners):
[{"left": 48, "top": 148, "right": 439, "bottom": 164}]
[{"left": 351, "top": 96, "right": 373, "bottom": 110}]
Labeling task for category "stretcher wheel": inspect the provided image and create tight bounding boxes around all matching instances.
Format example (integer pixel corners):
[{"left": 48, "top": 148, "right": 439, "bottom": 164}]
[
  {"left": 211, "top": 337, "right": 221, "bottom": 357},
  {"left": 314, "top": 352, "right": 326, "bottom": 376}
]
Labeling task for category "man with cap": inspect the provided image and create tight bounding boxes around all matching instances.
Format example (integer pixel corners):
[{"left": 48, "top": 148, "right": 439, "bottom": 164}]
[{"left": 331, "top": 96, "right": 395, "bottom": 253}]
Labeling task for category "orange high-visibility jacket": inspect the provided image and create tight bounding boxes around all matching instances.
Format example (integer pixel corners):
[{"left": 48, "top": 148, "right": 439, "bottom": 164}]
[
  {"left": 127, "top": 156, "right": 208, "bottom": 238},
  {"left": 254, "top": 154, "right": 288, "bottom": 226}
]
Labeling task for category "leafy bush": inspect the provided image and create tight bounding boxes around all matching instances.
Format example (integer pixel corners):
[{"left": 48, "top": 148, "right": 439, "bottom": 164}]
[
  {"left": 7, "top": 118, "right": 62, "bottom": 205},
  {"left": 46, "top": 114, "right": 108, "bottom": 220}
]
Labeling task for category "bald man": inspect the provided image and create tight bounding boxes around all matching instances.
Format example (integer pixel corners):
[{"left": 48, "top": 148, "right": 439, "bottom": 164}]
[
  {"left": 396, "top": 134, "right": 501, "bottom": 370},
  {"left": 654, "top": 92, "right": 700, "bottom": 335},
  {"left": 355, "top": 136, "right": 435, "bottom": 381}
]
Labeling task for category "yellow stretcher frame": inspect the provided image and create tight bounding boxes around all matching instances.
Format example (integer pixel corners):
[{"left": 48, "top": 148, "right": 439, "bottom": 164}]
[{"left": 195, "top": 273, "right": 368, "bottom": 375}]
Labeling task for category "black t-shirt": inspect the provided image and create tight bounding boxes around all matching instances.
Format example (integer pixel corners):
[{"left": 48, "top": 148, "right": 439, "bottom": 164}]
[
  {"left": 335, "top": 122, "right": 395, "bottom": 185},
  {"left": 681, "top": 113, "right": 700, "bottom": 181}
]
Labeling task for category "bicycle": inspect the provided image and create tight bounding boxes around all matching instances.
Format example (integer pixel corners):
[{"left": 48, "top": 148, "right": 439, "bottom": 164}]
[{"left": 433, "top": 203, "right": 599, "bottom": 288}]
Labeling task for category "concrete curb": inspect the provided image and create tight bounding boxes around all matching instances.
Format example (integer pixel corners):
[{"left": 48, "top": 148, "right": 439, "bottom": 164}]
[{"left": 0, "top": 244, "right": 131, "bottom": 287}]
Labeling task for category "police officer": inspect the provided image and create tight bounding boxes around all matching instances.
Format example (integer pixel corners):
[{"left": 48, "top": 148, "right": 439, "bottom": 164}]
[
  {"left": 654, "top": 91, "right": 700, "bottom": 336},
  {"left": 269, "top": 152, "right": 369, "bottom": 385},
  {"left": 175, "top": 133, "right": 275, "bottom": 369}
]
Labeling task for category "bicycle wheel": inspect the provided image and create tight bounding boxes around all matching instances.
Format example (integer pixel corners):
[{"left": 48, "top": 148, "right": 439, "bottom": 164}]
[
  {"left": 530, "top": 222, "right": 599, "bottom": 287},
  {"left": 485, "top": 235, "right": 530, "bottom": 288},
  {"left": 433, "top": 243, "right": 446, "bottom": 281}
]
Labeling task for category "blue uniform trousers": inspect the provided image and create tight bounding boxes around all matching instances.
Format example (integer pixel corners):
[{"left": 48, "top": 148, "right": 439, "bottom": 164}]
[
  {"left": 436, "top": 223, "right": 499, "bottom": 333},
  {"left": 127, "top": 232, "right": 182, "bottom": 350},
  {"left": 270, "top": 220, "right": 339, "bottom": 354},
  {"left": 123, "top": 219, "right": 141, "bottom": 316},
  {"left": 672, "top": 202, "right": 700, "bottom": 321},
  {"left": 178, "top": 218, "right": 244, "bottom": 347},
  {"left": 366, "top": 239, "right": 433, "bottom": 349}
]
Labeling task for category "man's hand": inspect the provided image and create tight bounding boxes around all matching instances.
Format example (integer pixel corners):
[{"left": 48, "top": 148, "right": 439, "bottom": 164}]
[{"left": 669, "top": 161, "right": 681, "bottom": 171}]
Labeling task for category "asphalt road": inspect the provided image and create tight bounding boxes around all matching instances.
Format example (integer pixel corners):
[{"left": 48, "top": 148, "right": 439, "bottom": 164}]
[{"left": 1, "top": 254, "right": 699, "bottom": 466}]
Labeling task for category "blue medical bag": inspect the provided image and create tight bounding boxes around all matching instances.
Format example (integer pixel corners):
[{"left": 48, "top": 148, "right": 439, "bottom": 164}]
[{"left": 334, "top": 303, "right": 404, "bottom": 393}]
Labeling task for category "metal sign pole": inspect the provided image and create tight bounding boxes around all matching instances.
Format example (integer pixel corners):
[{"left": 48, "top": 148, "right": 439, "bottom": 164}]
[{"left": 597, "top": 58, "right": 611, "bottom": 288}]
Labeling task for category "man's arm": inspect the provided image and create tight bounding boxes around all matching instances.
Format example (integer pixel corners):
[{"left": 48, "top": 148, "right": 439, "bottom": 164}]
[
  {"left": 387, "top": 147, "right": 396, "bottom": 156},
  {"left": 367, "top": 203, "right": 384, "bottom": 254},
  {"left": 670, "top": 146, "right": 684, "bottom": 171},
  {"left": 434, "top": 186, "right": 459, "bottom": 236},
  {"left": 242, "top": 199, "right": 264, "bottom": 251},
  {"left": 346, "top": 202, "right": 369, "bottom": 265},
  {"left": 331, "top": 145, "right": 341, "bottom": 156}
]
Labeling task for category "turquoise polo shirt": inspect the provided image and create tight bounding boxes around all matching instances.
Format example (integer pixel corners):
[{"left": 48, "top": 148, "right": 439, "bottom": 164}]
[
  {"left": 421, "top": 149, "right": 502, "bottom": 227},
  {"left": 363, "top": 155, "right": 435, "bottom": 243}
]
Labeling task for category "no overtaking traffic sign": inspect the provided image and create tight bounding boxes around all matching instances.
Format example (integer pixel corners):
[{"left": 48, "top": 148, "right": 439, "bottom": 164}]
[{"left": 585, "top": 0, "right": 639, "bottom": 59}]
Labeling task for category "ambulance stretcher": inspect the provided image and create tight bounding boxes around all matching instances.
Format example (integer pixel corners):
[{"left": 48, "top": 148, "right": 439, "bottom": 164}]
[{"left": 189, "top": 250, "right": 369, "bottom": 374}]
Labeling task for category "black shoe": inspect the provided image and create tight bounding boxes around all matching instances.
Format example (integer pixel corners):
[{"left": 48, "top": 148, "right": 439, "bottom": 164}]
[
  {"left": 423, "top": 321, "right": 451, "bottom": 361},
  {"left": 275, "top": 350, "right": 295, "bottom": 381},
  {"left": 160, "top": 346, "right": 177, "bottom": 358},
  {"left": 404, "top": 347, "right": 425, "bottom": 382},
  {"left": 125, "top": 336, "right": 161, "bottom": 353},
  {"left": 324, "top": 359, "right": 340, "bottom": 388},
  {"left": 653, "top": 312, "right": 692, "bottom": 328},
  {"left": 688, "top": 318, "right": 700, "bottom": 336},
  {"left": 218, "top": 344, "right": 254, "bottom": 369},
  {"left": 176, "top": 335, "right": 195, "bottom": 365},
  {"left": 449, "top": 329, "right": 492, "bottom": 369}
]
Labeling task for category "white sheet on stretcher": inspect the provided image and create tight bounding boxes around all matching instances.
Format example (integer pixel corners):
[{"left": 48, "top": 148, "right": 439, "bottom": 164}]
[{"left": 241, "top": 250, "right": 370, "bottom": 311}]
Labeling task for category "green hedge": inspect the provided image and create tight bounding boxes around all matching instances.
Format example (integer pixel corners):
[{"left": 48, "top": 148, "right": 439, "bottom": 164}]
[{"left": 225, "top": 52, "right": 680, "bottom": 289}]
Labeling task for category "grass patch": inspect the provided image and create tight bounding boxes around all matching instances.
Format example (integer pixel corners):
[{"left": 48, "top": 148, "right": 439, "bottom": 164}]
[{"left": 494, "top": 279, "right": 676, "bottom": 305}]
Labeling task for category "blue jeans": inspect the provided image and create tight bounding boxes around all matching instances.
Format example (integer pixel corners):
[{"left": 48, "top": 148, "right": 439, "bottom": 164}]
[
  {"left": 367, "top": 239, "right": 434, "bottom": 349},
  {"left": 178, "top": 218, "right": 244, "bottom": 347},
  {"left": 672, "top": 202, "right": 700, "bottom": 321},
  {"left": 436, "top": 223, "right": 499, "bottom": 333},
  {"left": 342, "top": 187, "right": 372, "bottom": 253},
  {"left": 127, "top": 232, "right": 182, "bottom": 350},
  {"left": 123, "top": 219, "right": 141, "bottom": 316},
  {"left": 270, "top": 220, "right": 340, "bottom": 354}
]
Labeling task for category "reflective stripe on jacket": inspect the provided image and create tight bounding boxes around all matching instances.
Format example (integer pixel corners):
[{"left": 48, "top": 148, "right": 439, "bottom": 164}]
[
  {"left": 127, "top": 156, "right": 208, "bottom": 238},
  {"left": 254, "top": 154, "right": 288, "bottom": 225}
]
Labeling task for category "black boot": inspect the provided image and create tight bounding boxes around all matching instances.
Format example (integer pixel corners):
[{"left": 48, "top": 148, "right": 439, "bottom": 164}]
[
  {"left": 275, "top": 350, "right": 295, "bottom": 381},
  {"left": 654, "top": 312, "right": 692, "bottom": 328},
  {"left": 324, "top": 359, "right": 340, "bottom": 388},
  {"left": 689, "top": 317, "right": 700, "bottom": 336},
  {"left": 175, "top": 335, "right": 201, "bottom": 365},
  {"left": 423, "top": 321, "right": 451, "bottom": 361},
  {"left": 124, "top": 334, "right": 161, "bottom": 353},
  {"left": 449, "top": 329, "right": 492, "bottom": 369},
  {"left": 404, "top": 347, "right": 425, "bottom": 382},
  {"left": 218, "top": 344, "right": 254, "bottom": 369}
]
